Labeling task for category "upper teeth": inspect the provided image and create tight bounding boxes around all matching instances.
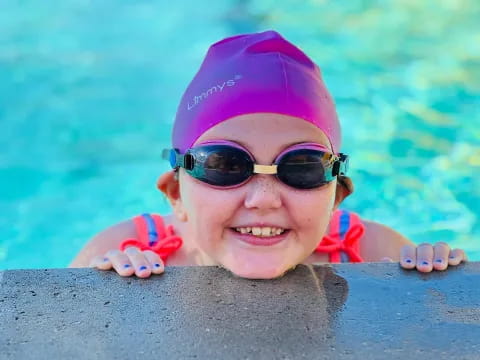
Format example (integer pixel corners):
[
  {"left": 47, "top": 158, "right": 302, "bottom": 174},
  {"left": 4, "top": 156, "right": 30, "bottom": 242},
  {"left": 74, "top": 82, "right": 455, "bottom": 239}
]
[{"left": 234, "top": 227, "right": 285, "bottom": 237}]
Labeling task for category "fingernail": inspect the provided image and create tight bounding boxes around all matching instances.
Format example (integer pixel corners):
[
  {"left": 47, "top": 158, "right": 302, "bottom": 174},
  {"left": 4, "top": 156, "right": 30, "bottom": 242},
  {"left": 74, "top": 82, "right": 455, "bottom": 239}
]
[
  {"left": 449, "top": 255, "right": 455, "bottom": 259},
  {"left": 139, "top": 266, "right": 147, "bottom": 271},
  {"left": 435, "top": 259, "right": 443, "bottom": 263},
  {"left": 123, "top": 264, "right": 131, "bottom": 268},
  {"left": 154, "top": 263, "right": 161, "bottom": 268},
  {"left": 422, "top": 261, "right": 429, "bottom": 265},
  {"left": 103, "top": 258, "right": 109, "bottom": 262},
  {"left": 405, "top": 259, "right": 412, "bottom": 263}
]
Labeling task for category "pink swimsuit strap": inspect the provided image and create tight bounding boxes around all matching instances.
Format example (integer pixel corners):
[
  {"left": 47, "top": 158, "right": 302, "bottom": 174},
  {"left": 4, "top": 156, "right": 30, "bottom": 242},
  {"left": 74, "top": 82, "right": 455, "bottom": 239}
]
[
  {"left": 315, "top": 209, "right": 365, "bottom": 263},
  {"left": 119, "top": 214, "right": 183, "bottom": 262}
]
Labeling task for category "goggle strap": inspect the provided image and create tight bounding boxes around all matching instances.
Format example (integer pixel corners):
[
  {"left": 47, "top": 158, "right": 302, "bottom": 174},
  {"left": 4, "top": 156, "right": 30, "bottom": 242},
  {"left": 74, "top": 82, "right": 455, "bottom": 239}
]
[
  {"left": 332, "top": 154, "right": 349, "bottom": 177},
  {"left": 339, "top": 154, "right": 349, "bottom": 175},
  {"left": 183, "top": 153, "right": 194, "bottom": 170},
  {"left": 162, "top": 149, "right": 195, "bottom": 170}
]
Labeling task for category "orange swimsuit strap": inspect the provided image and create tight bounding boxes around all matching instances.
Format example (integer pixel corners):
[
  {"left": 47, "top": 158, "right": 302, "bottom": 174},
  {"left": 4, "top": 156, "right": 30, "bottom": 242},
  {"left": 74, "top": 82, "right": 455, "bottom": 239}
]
[
  {"left": 119, "top": 214, "right": 183, "bottom": 262},
  {"left": 315, "top": 209, "right": 365, "bottom": 263}
]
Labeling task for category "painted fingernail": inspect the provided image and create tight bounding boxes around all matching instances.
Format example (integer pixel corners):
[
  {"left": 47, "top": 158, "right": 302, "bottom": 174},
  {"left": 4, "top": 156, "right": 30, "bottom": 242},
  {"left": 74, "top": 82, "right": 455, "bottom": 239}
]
[
  {"left": 422, "top": 261, "right": 429, "bottom": 265},
  {"left": 405, "top": 259, "right": 412, "bottom": 263},
  {"left": 139, "top": 266, "right": 147, "bottom": 271},
  {"left": 103, "top": 258, "right": 109, "bottom": 262},
  {"left": 449, "top": 255, "right": 455, "bottom": 259},
  {"left": 435, "top": 259, "right": 443, "bottom": 263},
  {"left": 123, "top": 264, "right": 131, "bottom": 268},
  {"left": 154, "top": 263, "right": 161, "bottom": 268}
]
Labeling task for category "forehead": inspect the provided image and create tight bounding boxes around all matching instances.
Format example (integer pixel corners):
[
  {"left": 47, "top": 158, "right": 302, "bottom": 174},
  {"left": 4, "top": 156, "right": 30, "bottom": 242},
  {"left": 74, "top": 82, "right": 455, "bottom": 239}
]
[{"left": 194, "top": 113, "right": 332, "bottom": 153}]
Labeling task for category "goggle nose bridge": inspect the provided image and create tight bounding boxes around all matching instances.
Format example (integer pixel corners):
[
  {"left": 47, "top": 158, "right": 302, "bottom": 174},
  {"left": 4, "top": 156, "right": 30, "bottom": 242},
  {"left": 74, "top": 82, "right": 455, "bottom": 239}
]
[{"left": 253, "top": 164, "right": 278, "bottom": 175}]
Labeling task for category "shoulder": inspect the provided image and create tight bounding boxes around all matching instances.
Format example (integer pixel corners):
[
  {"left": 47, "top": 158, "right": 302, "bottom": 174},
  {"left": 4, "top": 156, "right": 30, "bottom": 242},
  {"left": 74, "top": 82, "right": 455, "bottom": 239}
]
[
  {"left": 92, "top": 214, "right": 177, "bottom": 241},
  {"left": 359, "top": 219, "right": 414, "bottom": 262},
  {"left": 69, "top": 219, "right": 136, "bottom": 267},
  {"left": 94, "top": 218, "right": 137, "bottom": 240}
]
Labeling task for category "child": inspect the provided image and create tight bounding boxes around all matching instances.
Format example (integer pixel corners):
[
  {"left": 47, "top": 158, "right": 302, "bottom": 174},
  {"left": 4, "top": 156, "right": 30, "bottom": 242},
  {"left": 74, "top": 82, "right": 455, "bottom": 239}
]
[{"left": 70, "top": 31, "right": 467, "bottom": 279}]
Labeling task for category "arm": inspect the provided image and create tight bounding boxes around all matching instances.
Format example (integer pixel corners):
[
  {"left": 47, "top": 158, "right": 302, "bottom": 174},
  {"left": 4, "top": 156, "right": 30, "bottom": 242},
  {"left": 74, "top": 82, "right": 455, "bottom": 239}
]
[
  {"left": 360, "top": 220, "right": 414, "bottom": 262},
  {"left": 69, "top": 220, "right": 137, "bottom": 267}
]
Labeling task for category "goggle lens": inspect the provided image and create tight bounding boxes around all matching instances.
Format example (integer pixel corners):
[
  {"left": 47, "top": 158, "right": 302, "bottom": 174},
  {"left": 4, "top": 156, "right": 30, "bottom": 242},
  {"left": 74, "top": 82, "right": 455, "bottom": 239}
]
[
  {"left": 277, "top": 149, "right": 333, "bottom": 189},
  {"left": 188, "top": 145, "right": 253, "bottom": 186}
]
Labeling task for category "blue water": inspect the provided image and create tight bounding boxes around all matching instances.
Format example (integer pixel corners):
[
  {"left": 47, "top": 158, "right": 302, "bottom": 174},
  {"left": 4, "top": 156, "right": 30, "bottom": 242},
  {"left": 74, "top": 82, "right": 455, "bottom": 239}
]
[{"left": 1, "top": 0, "right": 479, "bottom": 269}]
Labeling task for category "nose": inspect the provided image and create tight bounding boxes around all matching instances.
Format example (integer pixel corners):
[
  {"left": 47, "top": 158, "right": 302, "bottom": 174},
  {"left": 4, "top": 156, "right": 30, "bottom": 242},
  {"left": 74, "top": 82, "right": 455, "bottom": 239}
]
[{"left": 243, "top": 175, "right": 283, "bottom": 211}]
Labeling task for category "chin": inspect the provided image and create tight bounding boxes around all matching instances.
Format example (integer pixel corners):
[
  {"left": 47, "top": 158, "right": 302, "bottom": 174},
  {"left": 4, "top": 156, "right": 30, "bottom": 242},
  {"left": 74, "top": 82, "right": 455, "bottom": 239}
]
[{"left": 227, "top": 262, "right": 297, "bottom": 280}]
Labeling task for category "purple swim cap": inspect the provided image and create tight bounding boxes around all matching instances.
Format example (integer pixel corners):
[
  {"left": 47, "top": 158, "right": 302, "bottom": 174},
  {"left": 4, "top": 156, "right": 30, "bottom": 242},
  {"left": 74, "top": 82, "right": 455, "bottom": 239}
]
[{"left": 172, "top": 30, "right": 341, "bottom": 153}]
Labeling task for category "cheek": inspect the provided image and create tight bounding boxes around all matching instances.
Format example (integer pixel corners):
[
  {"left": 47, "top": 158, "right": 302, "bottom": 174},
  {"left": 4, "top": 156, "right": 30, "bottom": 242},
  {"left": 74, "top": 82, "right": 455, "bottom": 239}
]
[
  {"left": 289, "top": 184, "right": 336, "bottom": 235},
  {"left": 179, "top": 174, "right": 240, "bottom": 232}
]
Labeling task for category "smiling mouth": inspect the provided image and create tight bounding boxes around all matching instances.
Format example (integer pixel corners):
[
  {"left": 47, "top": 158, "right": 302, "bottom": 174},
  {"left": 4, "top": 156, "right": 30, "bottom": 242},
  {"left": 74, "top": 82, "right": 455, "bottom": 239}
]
[{"left": 232, "top": 226, "right": 287, "bottom": 237}]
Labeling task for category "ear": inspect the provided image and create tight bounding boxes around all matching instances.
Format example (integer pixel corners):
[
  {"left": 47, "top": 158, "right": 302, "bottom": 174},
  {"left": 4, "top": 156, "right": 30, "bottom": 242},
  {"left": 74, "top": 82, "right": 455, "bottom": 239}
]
[
  {"left": 157, "top": 171, "right": 188, "bottom": 222},
  {"left": 333, "top": 176, "right": 353, "bottom": 210}
]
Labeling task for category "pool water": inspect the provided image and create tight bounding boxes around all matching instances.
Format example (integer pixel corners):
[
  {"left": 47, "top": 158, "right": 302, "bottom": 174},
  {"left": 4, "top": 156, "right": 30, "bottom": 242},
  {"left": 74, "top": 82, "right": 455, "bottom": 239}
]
[{"left": 1, "top": 0, "right": 479, "bottom": 269}]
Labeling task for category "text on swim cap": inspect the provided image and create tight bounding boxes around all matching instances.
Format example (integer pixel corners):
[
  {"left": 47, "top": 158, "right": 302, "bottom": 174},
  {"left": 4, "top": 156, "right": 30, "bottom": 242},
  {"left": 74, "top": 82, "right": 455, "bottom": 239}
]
[{"left": 187, "top": 75, "right": 241, "bottom": 111}]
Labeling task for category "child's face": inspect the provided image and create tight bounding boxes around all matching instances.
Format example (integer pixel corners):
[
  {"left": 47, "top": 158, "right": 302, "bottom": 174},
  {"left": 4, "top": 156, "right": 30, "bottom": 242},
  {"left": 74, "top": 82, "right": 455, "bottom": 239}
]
[{"left": 174, "top": 113, "right": 340, "bottom": 279}]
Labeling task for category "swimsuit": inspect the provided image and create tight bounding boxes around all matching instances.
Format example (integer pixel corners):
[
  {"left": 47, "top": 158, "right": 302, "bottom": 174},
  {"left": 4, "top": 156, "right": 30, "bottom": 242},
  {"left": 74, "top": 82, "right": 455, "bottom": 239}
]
[
  {"left": 119, "top": 209, "right": 365, "bottom": 264},
  {"left": 315, "top": 209, "right": 364, "bottom": 263}
]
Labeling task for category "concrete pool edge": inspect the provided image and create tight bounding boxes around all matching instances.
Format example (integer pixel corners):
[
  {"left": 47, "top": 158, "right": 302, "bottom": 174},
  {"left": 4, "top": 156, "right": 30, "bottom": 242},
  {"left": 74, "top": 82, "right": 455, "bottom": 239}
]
[{"left": 1, "top": 262, "right": 479, "bottom": 359}]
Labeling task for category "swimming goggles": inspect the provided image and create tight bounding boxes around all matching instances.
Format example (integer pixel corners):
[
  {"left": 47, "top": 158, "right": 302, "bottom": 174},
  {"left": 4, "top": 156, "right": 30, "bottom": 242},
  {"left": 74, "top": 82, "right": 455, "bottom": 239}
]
[{"left": 162, "top": 141, "right": 349, "bottom": 190}]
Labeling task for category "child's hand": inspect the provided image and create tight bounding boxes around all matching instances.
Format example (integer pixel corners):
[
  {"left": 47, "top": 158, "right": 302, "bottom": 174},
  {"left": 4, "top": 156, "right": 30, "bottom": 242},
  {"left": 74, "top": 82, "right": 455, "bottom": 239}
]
[
  {"left": 89, "top": 247, "right": 165, "bottom": 278},
  {"left": 399, "top": 242, "right": 467, "bottom": 272}
]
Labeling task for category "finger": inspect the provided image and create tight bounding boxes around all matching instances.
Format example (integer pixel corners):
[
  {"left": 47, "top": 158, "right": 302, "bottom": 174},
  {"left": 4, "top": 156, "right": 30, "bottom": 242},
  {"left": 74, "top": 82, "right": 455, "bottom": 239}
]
[
  {"left": 432, "top": 242, "right": 450, "bottom": 271},
  {"left": 416, "top": 243, "right": 434, "bottom": 272},
  {"left": 448, "top": 248, "right": 467, "bottom": 266},
  {"left": 124, "top": 247, "right": 152, "bottom": 278},
  {"left": 143, "top": 250, "right": 165, "bottom": 275},
  {"left": 107, "top": 249, "right": 136, "bottom": 277},
  {"left": 400, "top": 245, "right": 416, "bottom": 269},
  {"left": 89, "top": 255, "right": 113, "bottom": 270}
]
